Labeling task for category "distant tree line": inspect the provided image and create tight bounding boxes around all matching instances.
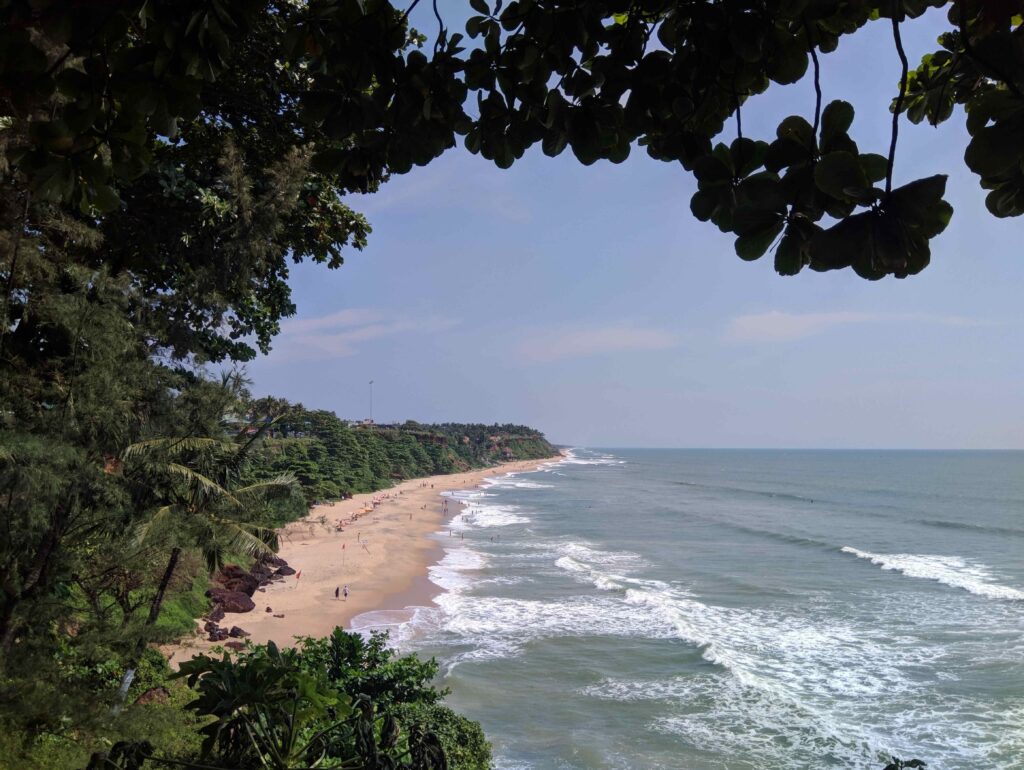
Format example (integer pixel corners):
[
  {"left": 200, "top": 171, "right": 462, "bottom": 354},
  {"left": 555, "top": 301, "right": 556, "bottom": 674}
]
[{"left": 243, "top": 397, "right": 557, "bottom": 505}]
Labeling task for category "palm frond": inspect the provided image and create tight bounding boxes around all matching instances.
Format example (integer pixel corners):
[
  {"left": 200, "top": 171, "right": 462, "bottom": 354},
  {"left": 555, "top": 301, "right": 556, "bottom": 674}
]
[
  {"left": 123, "top": 437, "right": 232, "bottom": 460},
  {"left": 216, "top": 519, "right": 278, "bottom": 560},
  {"left": 233, "top": 473, "right": 299, "bottom": 501},
  {"left": 132, "top": 505, "right": 179, "bottom": 547},
  {"left": 165, "top": 463, "right": 242, "bottom": 507}
]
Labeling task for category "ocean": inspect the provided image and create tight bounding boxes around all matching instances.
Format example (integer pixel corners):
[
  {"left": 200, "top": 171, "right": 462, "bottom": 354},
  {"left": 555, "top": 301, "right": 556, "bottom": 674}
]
[{"left": 352, "top": 449, "right": 1024, "bottom": 769}]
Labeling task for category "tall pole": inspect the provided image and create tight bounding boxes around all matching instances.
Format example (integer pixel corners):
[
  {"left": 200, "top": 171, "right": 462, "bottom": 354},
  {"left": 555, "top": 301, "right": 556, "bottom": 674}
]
[{"left": 369, "top": 379, "right": 374, "bottom": 423}]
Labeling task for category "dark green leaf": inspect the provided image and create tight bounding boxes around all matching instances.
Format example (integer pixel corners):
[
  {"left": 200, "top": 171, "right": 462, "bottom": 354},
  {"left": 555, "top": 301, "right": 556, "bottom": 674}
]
[
  {"left": 735, "top": 217, "right": 784, "bottom": 261},
  {"left": 820, "top": 100, "right": 854, "bottom": 144},
  {"left": 814, "top": 151, "right": 868, "bottom": 201}
]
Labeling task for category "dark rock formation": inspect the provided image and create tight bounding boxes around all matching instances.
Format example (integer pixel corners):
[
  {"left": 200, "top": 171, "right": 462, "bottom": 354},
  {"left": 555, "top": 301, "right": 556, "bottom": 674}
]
[
  {"left": 206, "top": 588, "right": 255, "bottom": 613},
  {"left": 217, "top": 563, "right": 260, "bottom": 595},
  {"left": 228, "top": 626, "right": 249, "bottom": 638}
]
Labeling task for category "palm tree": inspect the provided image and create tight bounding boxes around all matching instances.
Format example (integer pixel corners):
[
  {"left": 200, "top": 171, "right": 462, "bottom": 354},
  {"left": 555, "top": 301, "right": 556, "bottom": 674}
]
[{"left": 112, "top": 428, "right": 297, "bottom": 710}]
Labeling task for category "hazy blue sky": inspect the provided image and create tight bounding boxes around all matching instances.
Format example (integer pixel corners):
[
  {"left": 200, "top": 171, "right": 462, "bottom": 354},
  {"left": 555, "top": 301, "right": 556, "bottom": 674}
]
[{"left": 246, "top": 8, "right": 1023, "bottom": 449}]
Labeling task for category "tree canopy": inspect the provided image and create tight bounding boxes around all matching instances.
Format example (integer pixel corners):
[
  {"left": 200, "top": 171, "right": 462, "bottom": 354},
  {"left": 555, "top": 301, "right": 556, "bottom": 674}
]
[{"left": 1, "top": 0, "right": 1021, "bottom": 323}]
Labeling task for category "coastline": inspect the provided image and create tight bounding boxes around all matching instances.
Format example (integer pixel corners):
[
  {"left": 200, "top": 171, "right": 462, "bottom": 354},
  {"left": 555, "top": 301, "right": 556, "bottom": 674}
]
[{"left": 165, "top": 453, "right": 562, "bottom": 665}]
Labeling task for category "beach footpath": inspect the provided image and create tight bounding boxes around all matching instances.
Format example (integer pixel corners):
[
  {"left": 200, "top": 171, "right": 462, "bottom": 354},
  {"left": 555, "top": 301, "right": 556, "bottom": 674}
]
[{"left": 165, "top": 455, "right": 561, "bottom": 665}]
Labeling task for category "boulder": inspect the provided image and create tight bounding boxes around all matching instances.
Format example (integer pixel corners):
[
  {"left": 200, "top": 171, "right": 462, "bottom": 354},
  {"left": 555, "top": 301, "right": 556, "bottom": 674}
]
[
  {"left": 134, "top": 687, "right": 170, "bottom": 706},
  {"left": 220, "top": 564, "right": 249, "bottom": 580},
  {"left": 203, "top": 620, "right": 218, "bottom": 633},
  {"left": 275, "top": 565, "right": 296, "bottom": 576},
  {"left": 206, "top": 588, "right": 255, "bottom": 613},
  {"left": 265, "top": 606, "right": 272, "bottom": 613},
  {"left": 208, "top": 628, "right": 229, "bottom": 642},
  {"left": 251, "top": 563, "right": 275, "bottom": 583},
  {"left": 228, "top": 626, "right": 250, "bottom": 638},
  {"left": 204, "top": 604, "right": 225, "bottom": 623},
  {"left": 223, "top": 576, "right": 259, "bottom": 595},
  {"left": 216, "top": 564, "right": 259, "bottom": 595},
  {"left": 224, "top": 641, "right": 246, "bottom": 651}
]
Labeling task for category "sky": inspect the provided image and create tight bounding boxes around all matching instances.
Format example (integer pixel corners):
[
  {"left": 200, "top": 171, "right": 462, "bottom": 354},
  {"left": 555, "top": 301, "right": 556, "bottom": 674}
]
[{"left": 245, "top": 7, "right": 1024, "bottom": 449}]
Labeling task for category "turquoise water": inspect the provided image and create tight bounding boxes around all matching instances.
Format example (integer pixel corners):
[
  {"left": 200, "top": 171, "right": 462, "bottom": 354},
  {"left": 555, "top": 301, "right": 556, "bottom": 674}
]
[{"left": 354, "top": 449, "right": 1024, "bottom": 769}]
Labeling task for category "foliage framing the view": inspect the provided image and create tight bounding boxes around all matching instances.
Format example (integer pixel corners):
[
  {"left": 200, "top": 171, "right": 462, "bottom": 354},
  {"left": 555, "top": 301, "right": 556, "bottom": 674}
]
[{"left": 2, "top": 0, "right": 1022, "bottom": 296}]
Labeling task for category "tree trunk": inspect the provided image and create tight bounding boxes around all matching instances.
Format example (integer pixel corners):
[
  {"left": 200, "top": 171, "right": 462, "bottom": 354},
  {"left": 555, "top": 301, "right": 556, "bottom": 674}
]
[
  {"left": 145, "top": 546, "right": 181, "bottom": 627},
  {"left": 112, "top": 546, "right": 181, "bottom": 713},
  {"left": 0, "top": 598, "right": 16, "bottom": 658}
]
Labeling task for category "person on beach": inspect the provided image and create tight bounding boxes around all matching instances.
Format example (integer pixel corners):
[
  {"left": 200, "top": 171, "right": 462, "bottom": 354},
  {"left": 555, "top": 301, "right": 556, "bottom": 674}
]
[
  {"left": 334, "top": 586, "right": 340, "bottom": 600},
  {"left": 343, "top": 585, "right": 349, "bottom": 600}
]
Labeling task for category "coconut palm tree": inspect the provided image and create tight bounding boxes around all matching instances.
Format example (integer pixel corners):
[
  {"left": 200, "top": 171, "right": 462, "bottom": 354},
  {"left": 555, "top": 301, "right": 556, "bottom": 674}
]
[{"left": 112, "top": 427, "right": 297, "bottom": 709}]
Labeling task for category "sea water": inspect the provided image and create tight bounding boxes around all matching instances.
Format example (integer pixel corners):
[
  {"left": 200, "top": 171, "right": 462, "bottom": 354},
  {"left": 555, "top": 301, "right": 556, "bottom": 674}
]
[{"left": 352, "top": 449, "right": 1024, "bottom": 769}]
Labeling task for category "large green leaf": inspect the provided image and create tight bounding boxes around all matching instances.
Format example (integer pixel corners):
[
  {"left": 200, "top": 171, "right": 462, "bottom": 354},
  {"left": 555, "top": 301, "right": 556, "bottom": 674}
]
[{"left": 814, "top": 151, "right": 868, "bottom": 201}]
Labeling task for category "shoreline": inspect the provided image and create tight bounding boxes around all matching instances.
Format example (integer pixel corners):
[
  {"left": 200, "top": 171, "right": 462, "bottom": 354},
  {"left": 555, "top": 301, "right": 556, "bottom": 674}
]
[{"left": 165, "top": 453, "right": 562, "bottom": 665}]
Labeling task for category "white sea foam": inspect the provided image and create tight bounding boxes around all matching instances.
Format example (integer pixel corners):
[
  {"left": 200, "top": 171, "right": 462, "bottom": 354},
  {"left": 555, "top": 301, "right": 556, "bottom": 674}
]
[
  {"left": 454, "top": 503, "right": 529, "bottom": 528},
  {"left": 369, "top": 533, "right": 1021, "bottom": 769},
  {"left": 428, "top": 547, "right": 488, "bottom": 592},
  {"left": 502, "top": 480, "right": 554, "bottom": 489},
  {"left": 841, "top": 546, "right": 1024, "bottom": 600},
  {"left": 557, "top": 448, "right": 625, "bottom": 466},
  {"left": 561, "top": 545, "right": 1013, "bottom": 768},
  {"left": 481, "top": 473, "right": 553, "bottom": 490}
]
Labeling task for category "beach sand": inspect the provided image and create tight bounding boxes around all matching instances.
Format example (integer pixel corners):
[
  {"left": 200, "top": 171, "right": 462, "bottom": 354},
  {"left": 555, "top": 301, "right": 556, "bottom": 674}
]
[{"left": 165, "top": 455, "right": 560, "bottom": 665}]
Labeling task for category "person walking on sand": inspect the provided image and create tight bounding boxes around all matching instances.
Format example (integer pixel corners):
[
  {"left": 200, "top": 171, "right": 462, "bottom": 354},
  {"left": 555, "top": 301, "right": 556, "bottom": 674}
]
[
  {"left": 335, "top": 586, "right": 340, "bottom": 600},
  {"left": 343, "top": 585, "right": 349, "bottom": 601}
]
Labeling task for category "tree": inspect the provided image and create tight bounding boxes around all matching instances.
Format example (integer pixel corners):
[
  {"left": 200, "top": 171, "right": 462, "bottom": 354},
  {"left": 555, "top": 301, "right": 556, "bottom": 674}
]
[
  {"left": 112, "top": 431, "right": 297, "bottom": 706},
  {"left": 3, "top": 0, "right": 1022, "bottom": 292},
  {"left": 85, "top": 632, "right": 463, "bottom": 770}
]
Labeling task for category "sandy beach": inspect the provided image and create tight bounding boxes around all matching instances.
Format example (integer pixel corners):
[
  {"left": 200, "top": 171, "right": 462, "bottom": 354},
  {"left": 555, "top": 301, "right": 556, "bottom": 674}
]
[{"left": 166, "top": 455, "right": 561, "bottom": 664}]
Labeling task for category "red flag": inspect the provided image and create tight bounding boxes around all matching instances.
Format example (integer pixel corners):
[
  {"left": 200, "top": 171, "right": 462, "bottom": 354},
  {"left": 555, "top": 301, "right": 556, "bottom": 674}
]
[{"left": 296, "top": 570, "right": 301, "bottom": 580}]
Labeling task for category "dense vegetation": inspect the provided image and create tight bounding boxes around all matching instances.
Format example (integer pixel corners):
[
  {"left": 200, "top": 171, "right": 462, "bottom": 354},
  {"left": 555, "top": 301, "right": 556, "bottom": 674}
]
[
  {"left": 245, "top": 399, "right": 556, "bottom": 505},
  {"left": 83, "top": 629, "right": 491, "bottom": 770}
]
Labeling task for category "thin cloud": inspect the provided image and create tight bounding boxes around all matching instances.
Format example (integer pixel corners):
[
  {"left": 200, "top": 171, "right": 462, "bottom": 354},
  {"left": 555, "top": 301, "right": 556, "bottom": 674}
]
[
  {"left": 279, "top": 308, "right": 384, "bottom": 334},
  {"left": 726, "top": 311, "right": 986, "bottom": 342},
  {"left": 518, "top": 323, "right": 679, "bottom": 363},
  {"left": 353, "top": 161, "right": 532, "bottom": 223},
  {"left": 267, "top": 309, "right": 457, "bottom": 362}
]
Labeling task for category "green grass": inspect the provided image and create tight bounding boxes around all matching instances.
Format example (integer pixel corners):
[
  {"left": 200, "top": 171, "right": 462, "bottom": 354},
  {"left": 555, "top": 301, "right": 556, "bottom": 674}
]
[{"left": 154, "top": 572, "right": 210, "bottom": 642}]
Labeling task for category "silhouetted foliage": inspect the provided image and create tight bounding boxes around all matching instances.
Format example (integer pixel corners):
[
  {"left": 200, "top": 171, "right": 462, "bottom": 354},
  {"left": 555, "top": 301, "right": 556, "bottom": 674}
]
[{"left": 4, "top": 1, "right": 1022, "bottom": 286}]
